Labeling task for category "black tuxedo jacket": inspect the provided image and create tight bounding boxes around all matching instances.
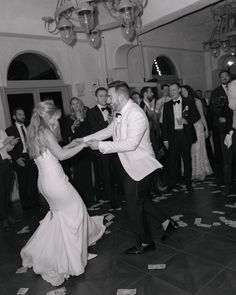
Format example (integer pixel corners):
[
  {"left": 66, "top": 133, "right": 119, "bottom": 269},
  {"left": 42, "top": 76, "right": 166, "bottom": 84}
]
[
  {"left": 87, "top": 105, "right": 109, "bottom": 133},
  {"left": 86, "top": 105, "right": 111, "bottom": 155},
  {"left": 5, "top": 124, "right": 26, "bottom": 162},
  {"left": 162, "top": 97, "right": 200, "bottom": 145},
  {"left": 209, "top": 85, "right": 232, "bottom": 132}
]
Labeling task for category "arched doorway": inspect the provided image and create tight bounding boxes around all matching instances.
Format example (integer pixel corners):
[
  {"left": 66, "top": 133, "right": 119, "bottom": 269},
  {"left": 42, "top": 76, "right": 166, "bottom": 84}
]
[
  {"left": 3, "top": 52, "right": 72, "bottom": 126},
  {"left": 152, "top": 55, "right": 179, "bottom": 82},
  {"left": 151, "top": 55, "right": 180, "bottom": 98}
]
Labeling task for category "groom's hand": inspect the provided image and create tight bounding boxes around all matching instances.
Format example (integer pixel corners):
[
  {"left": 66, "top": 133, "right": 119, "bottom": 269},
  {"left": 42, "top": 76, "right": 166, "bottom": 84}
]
[{"left": 87, "top": 140, "right": 99, "bottom": 150}]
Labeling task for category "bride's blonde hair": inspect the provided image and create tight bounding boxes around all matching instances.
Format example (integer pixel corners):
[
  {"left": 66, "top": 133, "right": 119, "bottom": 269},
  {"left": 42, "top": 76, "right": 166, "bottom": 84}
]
[{"left": 27, "top": 100, "right": 61, "bottom": 159}]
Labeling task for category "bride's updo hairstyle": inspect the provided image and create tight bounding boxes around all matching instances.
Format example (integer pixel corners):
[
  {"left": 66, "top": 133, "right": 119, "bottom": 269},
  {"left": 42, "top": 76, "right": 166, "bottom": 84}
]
[{"left": 27, "top": 100, "right": 61, "bottom": 159}]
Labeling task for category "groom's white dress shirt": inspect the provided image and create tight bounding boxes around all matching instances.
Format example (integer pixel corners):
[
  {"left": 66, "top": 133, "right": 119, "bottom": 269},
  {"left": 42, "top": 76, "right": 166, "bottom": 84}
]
[{"left": 84, "top": 99, "right": 162, "bottom": 181}]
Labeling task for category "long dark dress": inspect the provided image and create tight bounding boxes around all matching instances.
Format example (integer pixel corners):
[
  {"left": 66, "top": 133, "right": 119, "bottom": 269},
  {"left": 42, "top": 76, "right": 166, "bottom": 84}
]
[{"left": 64, "top": 116, "right": 95, "bottom": 206}]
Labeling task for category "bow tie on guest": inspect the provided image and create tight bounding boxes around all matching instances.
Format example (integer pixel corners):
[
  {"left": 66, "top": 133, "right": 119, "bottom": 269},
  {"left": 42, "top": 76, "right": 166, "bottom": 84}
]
[
  {"left": 101, "top": 106, "right": 109, "bottom": 111},
  {"left": 101, "top": 106, "right": 112, "bottom": 114},
  {"left": 173, "top": 100, "right": 180, "bottom": 105}
]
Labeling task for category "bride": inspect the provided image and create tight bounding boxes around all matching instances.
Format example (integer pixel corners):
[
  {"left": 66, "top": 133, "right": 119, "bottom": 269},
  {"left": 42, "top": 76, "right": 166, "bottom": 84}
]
[{"left": 21, "top": 100, "right": 105, "bottom": 286}]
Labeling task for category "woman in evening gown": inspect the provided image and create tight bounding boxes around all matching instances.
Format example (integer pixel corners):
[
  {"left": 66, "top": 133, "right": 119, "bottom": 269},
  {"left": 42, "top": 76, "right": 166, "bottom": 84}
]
[
  {"left": 181, "top": 85, "right": 213, "bottom": 181},
  {"left": 21, "top": 100, "right": 105, "bottom": 286},
  {"left": 63, "top": 97, "right": 94, "bottom": 206}
]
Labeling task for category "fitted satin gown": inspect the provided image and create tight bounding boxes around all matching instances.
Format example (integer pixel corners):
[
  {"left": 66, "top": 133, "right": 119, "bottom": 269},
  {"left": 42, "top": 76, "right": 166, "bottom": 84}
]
[{"left": 21, "top": 149, "right": 105, "bottom": 286}]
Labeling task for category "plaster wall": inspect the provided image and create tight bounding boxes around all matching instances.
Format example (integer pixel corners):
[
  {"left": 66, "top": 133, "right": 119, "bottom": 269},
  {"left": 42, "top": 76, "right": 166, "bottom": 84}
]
[{"left": 0, "top": 35, "right": 106, "bottom": 130}]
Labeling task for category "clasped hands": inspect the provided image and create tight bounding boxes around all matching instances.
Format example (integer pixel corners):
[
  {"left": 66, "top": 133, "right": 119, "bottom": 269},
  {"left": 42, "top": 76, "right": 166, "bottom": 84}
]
[{"left": 68, "top": 138, "right": 100, "bottom": 150}]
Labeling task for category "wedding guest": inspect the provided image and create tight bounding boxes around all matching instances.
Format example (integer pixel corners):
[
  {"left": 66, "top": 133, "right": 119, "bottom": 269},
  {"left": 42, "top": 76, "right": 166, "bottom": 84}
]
[
  {"left": 196, "top": 89, "right": 208, "bottom": 117},
  {"left": 223, "top": 80, "right": 236, "bottom": 195},
  {"left": 131, "top": 92, "right": 142, "bottom": 106},
  {"left": 140, "top": 86, "right": 163, "bottom": 196},
  {"left": 63, "top": 97, "right": 94, "bottom": 206},
  {"left": 6, "top": 107, "right": 39, "bottom": 210},
  {"left": 87, "top": 87, "right": 122, "bottom": 209},
  {"left": 155, "top": 84, "right": 172, "bottom": 125},
  {"left": 162, "top": 83, "right": 200, "bottom": 192},
  {"left": 181, "top": 85, "right": 212, "bottom": 181},
  {"left": 209, "top": 70, "right": 233, "bottom": 187},
  {"left": 0, "top": 130, "right": 19, "bottom": 230}
]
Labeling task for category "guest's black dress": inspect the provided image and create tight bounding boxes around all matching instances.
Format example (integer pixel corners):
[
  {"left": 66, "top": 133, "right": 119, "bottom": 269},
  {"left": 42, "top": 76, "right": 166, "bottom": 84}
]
[{"left": 64, "top": 116, "right": 94, "bottom": 206}]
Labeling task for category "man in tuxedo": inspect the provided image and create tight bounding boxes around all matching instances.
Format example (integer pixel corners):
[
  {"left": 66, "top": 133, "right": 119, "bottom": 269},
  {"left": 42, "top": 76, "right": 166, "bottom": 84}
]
[
  {"left": 162, "top": 82, "right": 200, "bottom": 192},
  {"left": 6, "top": 107, "right": 38, "bottom": 210},
  {"left": 140, "top": 86, "right": 163, "bottom": 195},
  {"left": 209, "top": 70, "right": 233, "bottom": 190},
  {"left": 0, "top": 129, "right": 19, "bottom": 230},
  {"left": 87, "top": 87, "right": 121, "bottom": 208},
  {"left": 155, "top": 84, "right": 171, "bottom": 126},
  {"left": 223, "top": 80, "right": 236, "bottom": 195},
  {"left": 80, "top": 81, "right": 178, "bottom": 255}
]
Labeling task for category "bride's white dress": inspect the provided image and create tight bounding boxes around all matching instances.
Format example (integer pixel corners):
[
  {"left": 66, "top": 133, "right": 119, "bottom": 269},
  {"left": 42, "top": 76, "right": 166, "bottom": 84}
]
[{"left": 21, "top": 149, "right": 105, "bottom": 286}]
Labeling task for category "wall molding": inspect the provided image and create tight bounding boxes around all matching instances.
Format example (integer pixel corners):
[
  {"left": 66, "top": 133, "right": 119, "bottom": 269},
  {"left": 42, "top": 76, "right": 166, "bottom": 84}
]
[
  {"left": 141, "top": 44, "right": 203, "bottom": 53},
  {"left": 0, "top": 31, "right": 88, "bottom": 43}
]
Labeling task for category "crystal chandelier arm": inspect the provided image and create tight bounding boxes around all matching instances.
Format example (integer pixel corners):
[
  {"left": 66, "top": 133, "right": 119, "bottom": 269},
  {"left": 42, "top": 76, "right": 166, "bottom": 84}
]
[
  {"left": 134, "top": 0, "right": 147, "bottom": 8},
  {"left": 54, "top": 1, "right": 75, "bottom": 20},
  {"left": 42, "top": 17, "right": 59, "bottom": 34},
  {"left": 72, "top": 20, "right": 121, "bottom": 33},
  {"left": 96, "top": 20, "right": 121, "bottom": 31},
  {"left": 102, "top": 1, "right": 120, "bottom": 20}
]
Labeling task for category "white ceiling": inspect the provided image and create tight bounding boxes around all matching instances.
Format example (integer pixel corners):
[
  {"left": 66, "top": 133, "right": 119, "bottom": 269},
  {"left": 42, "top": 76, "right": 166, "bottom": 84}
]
[{"left": 0, "top": 0, "right": 218, "bottom": 45}]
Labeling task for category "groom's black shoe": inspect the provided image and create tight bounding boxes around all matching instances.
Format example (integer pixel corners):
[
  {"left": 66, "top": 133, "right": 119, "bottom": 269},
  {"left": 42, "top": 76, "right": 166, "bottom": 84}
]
[
  {"left": 124, "top": 241, "right": 155, "bottom": 255},
  {"left": 161, "top": 221, "right": 178, "bottom": 242}
]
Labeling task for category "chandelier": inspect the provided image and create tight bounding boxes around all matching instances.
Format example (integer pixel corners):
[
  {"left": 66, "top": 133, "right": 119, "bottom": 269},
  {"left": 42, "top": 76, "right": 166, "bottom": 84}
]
[
  {"left": 42, "top": 0, "right": 146, "bottom": 48},
  {"left": 203, "top": 0, "right": 236, "bottom": 58}
]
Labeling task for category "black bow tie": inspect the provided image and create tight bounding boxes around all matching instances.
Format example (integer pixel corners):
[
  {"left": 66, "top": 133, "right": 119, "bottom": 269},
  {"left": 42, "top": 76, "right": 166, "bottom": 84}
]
[
  {"left": 115, "top": 112, "right": 122, "bottom": 118},
  {"left": 173, "top": 100, "right": 180, "bottom": 105},
  {"left": 101, "top": 106, "right": 111, "bottom": 114}
]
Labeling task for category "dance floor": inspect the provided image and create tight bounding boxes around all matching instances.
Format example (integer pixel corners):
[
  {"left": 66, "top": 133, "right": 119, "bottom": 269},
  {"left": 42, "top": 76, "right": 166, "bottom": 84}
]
[{"left": 1, "top": 177, "right": 236, "bottom": 295}]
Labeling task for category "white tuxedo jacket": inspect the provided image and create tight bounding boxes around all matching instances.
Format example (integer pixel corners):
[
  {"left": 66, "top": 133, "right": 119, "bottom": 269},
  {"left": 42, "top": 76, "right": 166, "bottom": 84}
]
[{"left": 84, "top": 99, "right": 162, "bottom": 181}]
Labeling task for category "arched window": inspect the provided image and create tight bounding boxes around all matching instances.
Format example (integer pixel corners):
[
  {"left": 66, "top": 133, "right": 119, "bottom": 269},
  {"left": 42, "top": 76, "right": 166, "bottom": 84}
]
[
  {"left": 152, "top": 56, "right": 176, "bottom": 76},
  {"left": 8, "top": 53, "right": 60, "bottom": 80},
  {"left": 4, "top": 52, "right": 71, "bottom": 126}
]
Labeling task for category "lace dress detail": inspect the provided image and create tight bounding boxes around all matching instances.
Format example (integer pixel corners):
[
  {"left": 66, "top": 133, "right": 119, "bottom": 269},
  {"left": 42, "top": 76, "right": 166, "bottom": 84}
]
[{"left": 191, "top": 120, "right": 213, "bottom": 180}]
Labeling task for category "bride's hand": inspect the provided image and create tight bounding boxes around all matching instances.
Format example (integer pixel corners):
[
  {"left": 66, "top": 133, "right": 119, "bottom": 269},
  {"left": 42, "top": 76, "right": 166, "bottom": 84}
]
[
  {"left": 64, "top": 139, "right": 80, "bottom": 149},
  {"left": 73, "top": 138, "right": 84, "bottom": 144}
]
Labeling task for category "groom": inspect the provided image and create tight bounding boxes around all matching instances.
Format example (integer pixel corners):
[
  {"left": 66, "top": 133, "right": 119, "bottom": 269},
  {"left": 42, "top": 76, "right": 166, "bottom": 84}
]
[{"left": 77, "top": 80, "right": 177, "bottom": 254}]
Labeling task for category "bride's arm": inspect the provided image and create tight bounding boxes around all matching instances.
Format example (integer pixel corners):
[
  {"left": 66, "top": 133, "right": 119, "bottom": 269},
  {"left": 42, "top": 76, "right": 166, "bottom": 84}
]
[{"left": 43, "top": 130, "right": 86, "bottom": 161}]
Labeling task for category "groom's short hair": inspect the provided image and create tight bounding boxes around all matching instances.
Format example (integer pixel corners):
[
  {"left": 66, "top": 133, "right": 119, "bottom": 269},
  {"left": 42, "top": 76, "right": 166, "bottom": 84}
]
[{"left": 108, "top": 80, "right": 129, "bottom": 97}]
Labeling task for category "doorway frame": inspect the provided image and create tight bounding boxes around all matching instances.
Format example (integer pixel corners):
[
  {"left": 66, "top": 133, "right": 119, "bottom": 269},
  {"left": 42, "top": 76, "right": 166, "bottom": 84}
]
[{"left": 1, "top": 80, "right": 72, "bottom": 127}]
